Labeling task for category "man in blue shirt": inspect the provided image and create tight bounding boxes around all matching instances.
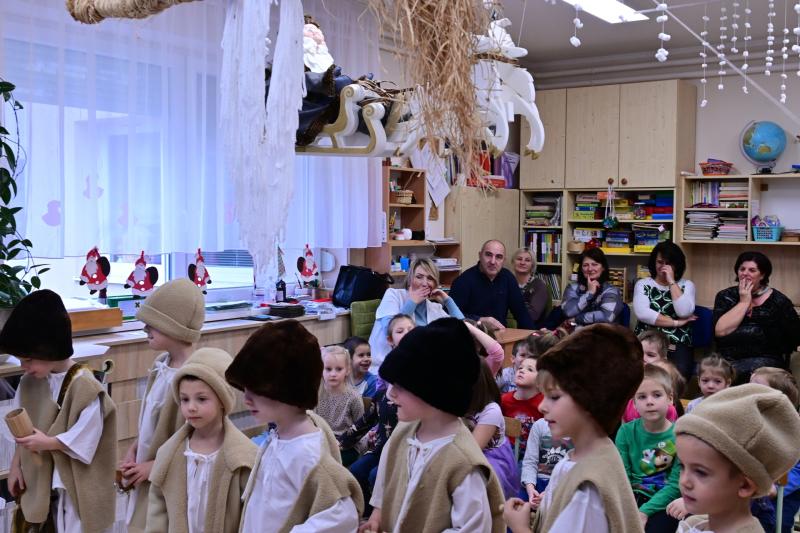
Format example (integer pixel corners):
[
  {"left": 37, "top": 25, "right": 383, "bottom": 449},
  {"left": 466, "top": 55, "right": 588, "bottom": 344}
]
[{"left": 450, "top": 239, "right": 535, "bottom": 329}]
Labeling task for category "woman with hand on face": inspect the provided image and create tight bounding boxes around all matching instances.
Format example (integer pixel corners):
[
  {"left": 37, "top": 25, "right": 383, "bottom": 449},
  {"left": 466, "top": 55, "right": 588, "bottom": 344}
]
[
  {"left": 562, "top": 247, "right": 623, "bottom": 327},
  {"left": 367, "top": 257, "right": 464, "bottom": 371},
  {"left": 511, "top": 248, "right": 551, "bottom": 326},
  {"left": 634, "top": 241, "right": 697, "bottom": 381},
  {"left": 713, "top": 251, "right": 800, "bottom": 384}
]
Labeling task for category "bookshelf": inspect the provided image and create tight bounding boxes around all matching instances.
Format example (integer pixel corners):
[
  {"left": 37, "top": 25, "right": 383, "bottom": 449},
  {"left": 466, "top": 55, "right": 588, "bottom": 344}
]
[
  {"left": 519, "top": 191, "right": 564, "bottom": 302},
  {"left": 678, "top": 173, "right": 800, "bottom": 306},
  {"left": 365, "top": 162, "right": 462, "bottom": 287}
]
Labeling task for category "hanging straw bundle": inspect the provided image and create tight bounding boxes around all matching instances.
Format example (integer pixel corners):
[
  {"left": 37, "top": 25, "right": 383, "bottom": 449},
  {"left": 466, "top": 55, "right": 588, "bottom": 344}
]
[
  {"left": 66, "top": 0, "right": 199, "bottom": 24},
  {"left": 368, "top": 0, "right": 489, "bottom": 182}
]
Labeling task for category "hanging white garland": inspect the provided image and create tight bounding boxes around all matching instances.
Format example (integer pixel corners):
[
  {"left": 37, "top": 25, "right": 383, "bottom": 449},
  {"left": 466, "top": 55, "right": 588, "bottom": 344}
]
[
  {"left": 655, "top": 3, "right": 670, "bottom": 62},
  {"left": 700, "top": 5, "right": 709, "bottom": 107},
  {"left": 743, "top": 0, "right": 751, "bottom": 93},
  {"left": 571, "top": 3, "right": 583, "bottom": 47},
  {"left": 717, "top": 2, "right": 727, "bottom": 90},
  {"left": 781, "top": 0, "right": 790, "bottom": 102}
]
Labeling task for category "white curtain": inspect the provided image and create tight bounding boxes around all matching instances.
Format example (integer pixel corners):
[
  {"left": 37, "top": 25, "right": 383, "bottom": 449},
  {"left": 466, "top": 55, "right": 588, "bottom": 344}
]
[{"left": 0, "top": 0, "right": 382, "bottom": 259}]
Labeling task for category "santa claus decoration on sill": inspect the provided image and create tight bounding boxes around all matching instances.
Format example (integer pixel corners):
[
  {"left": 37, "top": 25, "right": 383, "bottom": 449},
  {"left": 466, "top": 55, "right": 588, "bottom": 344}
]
[
  {"left": 124, "top": 251, "right": 159, "bottom": 298},
  {"left": 79, "top": 246, "right": 111, "bottom": 299},
  {"left": 297, "top": 244, "right": 320, "bottom": 287},
  {"left": 188, "top": 248, "right": 211, "bottom": 294}
]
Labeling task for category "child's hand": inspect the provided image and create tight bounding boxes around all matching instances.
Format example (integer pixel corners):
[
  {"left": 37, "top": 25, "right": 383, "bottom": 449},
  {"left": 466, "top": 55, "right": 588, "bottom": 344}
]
[
  {"left": 503, "top": 498, "right": 533, "bottom": 533},
  {"left": 666, "top": 497, "right": 688, "bottom": 520},
  {"left": 121, "top": 460, "right": 155, "bottom": 487},
  {"left": 769, "top": 484, "right": 778, "bottom": 498},
  {"left": 525, "top": 483, "right": 539, "bottom": 505},
  {"left": 119, "top": 441, "right": 137, "bottom": 468},
  {"left": 15, "top": 429, "right": 62, "bottom": 453},
  {"left": 358, "top": 509, "right": 381, "bottom": 533},
  {"left": 8, "top": 461, "right": 25, "bottom": 498}
]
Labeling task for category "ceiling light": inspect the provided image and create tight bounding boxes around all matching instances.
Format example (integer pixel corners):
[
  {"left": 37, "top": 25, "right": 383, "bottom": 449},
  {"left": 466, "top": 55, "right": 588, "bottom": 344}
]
[{"left": 562, "top": 0, "right": 649, "bottom": 24}]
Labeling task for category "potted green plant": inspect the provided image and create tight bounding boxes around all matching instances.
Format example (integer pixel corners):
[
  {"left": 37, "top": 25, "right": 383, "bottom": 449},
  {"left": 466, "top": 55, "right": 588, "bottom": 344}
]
[{"left": 0, "top": 79, "right": 48, "bottom": 310}]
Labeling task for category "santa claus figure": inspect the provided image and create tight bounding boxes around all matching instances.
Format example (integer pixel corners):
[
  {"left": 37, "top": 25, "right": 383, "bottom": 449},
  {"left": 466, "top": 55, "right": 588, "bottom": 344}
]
[
  {"left": 124, "top": 251, "right": 159, "bottom": 297},
  {"left": 188, "top": 248, "right": 211, "bottom": 294},
  {"left": 79, "top": 246, "right": 111, "bottom": 298},
  {"left": 297, "top": 244, "right": 320, "bottom": 287}
]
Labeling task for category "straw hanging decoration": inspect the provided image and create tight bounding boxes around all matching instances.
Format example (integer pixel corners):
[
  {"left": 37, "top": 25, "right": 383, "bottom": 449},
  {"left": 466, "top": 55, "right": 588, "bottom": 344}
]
[
  {"left": 67, "top": 0, "right": 199, "bottom": 24},
  {"left": 367, "top": 0, "right": 489, "bottom": 182}
]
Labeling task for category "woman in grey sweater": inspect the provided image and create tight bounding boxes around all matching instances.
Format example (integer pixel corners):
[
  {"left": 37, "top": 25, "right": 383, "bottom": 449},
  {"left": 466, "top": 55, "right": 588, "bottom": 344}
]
[{"left": 562, "top": 248, "right": 622, "bottom": 326}]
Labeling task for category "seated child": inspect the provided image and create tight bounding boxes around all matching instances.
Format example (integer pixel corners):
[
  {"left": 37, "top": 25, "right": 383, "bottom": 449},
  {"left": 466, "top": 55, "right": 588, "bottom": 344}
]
[
  {"left": 343, "top": 336, "right": 378, "bottom": 398},
  {"left": 623, "top": 358, "right": 681, "bottom": 423},
  {"left": 501, "top": 334, "right": 560, "bottom": 460},
  {"left": 685, "top": 354, "right": 734, "bottom": 413},
  {"left": 503, "top": 323, "right": 645, "bottom": 533},
  {"left": 616, "top": 364, "right": 681, "bottom": 533},
  {"left": 639, "top": 329, "right": 669, "bottom": 365},
  {"left": 750, "top": 367, "right": 800, "bottom": 533},
  {"left": 520, "top": 417, "right": 573, "bottom": 504},
  {"left": 120, "top": 278, "right": 206, "bottom": 530},
  {"left": 226, "top": 320, "right": 363, "bottom": 532},
  {"left": 360, "top": 317, "right": 505, "bottom": 532},
  {"left": 464, "top": 359, "right": 521, "bottom": 498},
  {"left": 338, "top": 315, "right": 411, "bottom": 508},
  {"left": 497, "top": 339, "right": 528, "bottom": 393},
  {"left": 147, "top": 348, "right": 258, "bottom": 533},
  {"left": 2, "top": 290, "right": 117, "bottom": 533},
  {"left": 674, "top": 384, "right": 800, "bottom": 533},
  {"left": 315, "top": 345, "right": 365, "bottom": 434}
]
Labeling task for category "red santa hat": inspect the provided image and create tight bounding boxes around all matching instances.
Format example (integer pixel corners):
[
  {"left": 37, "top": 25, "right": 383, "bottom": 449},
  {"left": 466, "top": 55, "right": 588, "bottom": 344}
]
[
  {"left": 135, "top": 251, "right": 147, "bottom": 266},
  {"left": 86, "top": 247, "right": 100, "bottom": 261},
  {"left": 196, "top": 248, "right": 205, "bottom": 264}
]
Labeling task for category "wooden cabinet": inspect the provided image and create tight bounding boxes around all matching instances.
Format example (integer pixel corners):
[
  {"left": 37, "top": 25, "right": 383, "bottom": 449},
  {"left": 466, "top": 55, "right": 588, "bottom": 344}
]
[
  {"left": 520, "top": 89, "right": 567, "bottom": 189},
  {"left": 619, "top": 80, "right": 696, "bottom": 188},
  {"left": 445, "top": 186, "right": 520, "bottom": 267},
  {"left": 565, "top": 80, "right": 696, "bottom": 190},
  {"left": 565, "top": 84, "right": 621, "bottom": 189}
]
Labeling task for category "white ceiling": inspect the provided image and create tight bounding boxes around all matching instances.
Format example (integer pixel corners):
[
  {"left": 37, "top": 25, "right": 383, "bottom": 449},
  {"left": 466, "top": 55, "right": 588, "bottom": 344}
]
[{"left": 501, "top": 0, "right": 774, "bottom": 65}]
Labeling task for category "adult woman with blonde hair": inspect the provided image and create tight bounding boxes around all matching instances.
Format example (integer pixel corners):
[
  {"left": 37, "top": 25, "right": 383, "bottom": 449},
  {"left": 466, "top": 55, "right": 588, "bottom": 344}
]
[
  {"left": 367, "top": 257, "right": 464, "bottom": 370},
  {"left": 511, "top": 248, "right": 551, "bottom": 326}
]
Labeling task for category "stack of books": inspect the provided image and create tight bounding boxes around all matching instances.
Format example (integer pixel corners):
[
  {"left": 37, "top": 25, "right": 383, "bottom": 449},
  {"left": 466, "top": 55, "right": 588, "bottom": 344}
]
[
  {"left": 684, "top": 212, "right": 720, "bottom": 240},
  {"left": 573, "top": 193, "right": 599, "bottom": 220},
  {"left": 432, "top": 256, "right": 460, "bottom": 271},
  {"left": 534, "top": 272, "right": 563, "bottom": 301},
  {"left": 525, "top": 197, "right": 560, "bottom": 226},
  {"left": 717, "top": 215, "right": 748, "bottom": 240},
  {"left": 632, "top": 224, "right": 662, "bottom": 253},
  {"left": 603, "top": 230, "right": 633, "bottom": 252},
  {"left": 608, "top": 267, "right": 628, "bottom": 302},
  {"left": 718, "top": 181, "right": 749, "bottom": 208},
  {"left": 573, "top": 227, "right": 605, "bottom": 242}
]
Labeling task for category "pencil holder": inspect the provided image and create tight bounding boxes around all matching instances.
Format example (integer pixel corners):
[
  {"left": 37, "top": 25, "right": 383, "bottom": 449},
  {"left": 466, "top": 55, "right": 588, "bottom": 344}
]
[{"left": 5, "top": 408, "right": 34, "bottom": 438}]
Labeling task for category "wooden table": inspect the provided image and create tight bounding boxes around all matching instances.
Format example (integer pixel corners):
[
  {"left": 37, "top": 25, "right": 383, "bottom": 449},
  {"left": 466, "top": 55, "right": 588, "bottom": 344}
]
[{"left": 494, "top": 328, "right": 536, "bottom": 368}]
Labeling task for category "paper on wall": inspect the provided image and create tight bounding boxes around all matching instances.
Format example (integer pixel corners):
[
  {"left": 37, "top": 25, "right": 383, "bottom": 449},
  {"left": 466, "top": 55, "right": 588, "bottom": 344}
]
[{"left": 411, "top": 145, "right": 450, "bottom": 207}]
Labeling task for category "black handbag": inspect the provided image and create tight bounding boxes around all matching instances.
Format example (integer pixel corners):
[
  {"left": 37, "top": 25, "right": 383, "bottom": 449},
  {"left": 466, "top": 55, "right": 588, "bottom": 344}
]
[{"left": 332, "top": 265, "right": 393, "bottom": 308}]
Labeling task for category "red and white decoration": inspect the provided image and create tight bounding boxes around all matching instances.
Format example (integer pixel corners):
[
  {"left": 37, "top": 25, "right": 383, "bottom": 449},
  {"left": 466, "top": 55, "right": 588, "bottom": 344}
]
[
  {"left": 79, "top": 246, "right": 110, "bottom": 295},
  {"left": 124, "top": 251, "right": 158, "bottom": 297},
  {"left": 188, "top": 248, "right": 211, "bottom": 294}
]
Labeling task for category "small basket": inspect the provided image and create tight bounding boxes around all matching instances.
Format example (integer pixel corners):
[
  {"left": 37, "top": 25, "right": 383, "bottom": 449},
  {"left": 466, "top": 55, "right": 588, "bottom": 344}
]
[
  {"left": 567, "top": 241, "right": 585, "bottom": 253},
  {"left": 699, "top": 161, "right": 733, "bottom": 176},
  {"left": 752, "top": 226, "right": 783, "bottom": 242},
  {"left": 390, "top": 190, "right": 414, "bottom": 204}
]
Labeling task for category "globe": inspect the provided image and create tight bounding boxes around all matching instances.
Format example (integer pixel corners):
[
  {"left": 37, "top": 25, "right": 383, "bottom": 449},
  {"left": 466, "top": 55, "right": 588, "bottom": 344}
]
[{"left": 740, "top": 120, "right": 787, "bottom": 172}]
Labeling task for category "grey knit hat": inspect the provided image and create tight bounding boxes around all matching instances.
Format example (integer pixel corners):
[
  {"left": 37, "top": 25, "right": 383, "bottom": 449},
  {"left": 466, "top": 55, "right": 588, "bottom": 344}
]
[
  {"left": 172, "top": 347, "right": 236, "bottom": 414},
  {"left": 675, "top": 383, "right": 800, "bottom": 496},
  {"left": 136, "top": 279, "right": 205, "bottom": 343}
]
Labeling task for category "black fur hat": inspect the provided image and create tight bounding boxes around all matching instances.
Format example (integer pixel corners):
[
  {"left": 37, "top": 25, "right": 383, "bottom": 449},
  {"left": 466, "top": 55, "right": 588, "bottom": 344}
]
[
  {"left": 380, "top": 317, "right": 480, "bottom": 417},
  {"left": 536, "top": 323, "right": 643, "bottom": 434},
  {"left": 226, "top": 319, "right": 322, "bottom": 410},
  {"left": 0, "top": 289, "right": 74, "bottom": 361}
]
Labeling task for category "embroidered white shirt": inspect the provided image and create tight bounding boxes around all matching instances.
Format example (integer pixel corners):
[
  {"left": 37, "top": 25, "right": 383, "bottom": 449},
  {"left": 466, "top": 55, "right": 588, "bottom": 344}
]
[{"left": 185, "top": 440, "right": 220, "bottom": 533}]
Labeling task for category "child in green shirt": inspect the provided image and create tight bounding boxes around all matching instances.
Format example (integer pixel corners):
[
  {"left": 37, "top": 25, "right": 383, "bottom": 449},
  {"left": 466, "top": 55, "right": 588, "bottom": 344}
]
[{"left": 616, "top": 363, "right": 681, "bottom": 533}]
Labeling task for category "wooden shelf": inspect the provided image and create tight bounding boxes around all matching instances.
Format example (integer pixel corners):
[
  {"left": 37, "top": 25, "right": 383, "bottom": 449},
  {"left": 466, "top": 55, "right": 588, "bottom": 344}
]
[
  {"left": 683, "top": 174, "right": 751, "bottom": 180},
  {"left": 538, "top": 262, "right": 563, "bottom": 266},
  {"left": 567, "top": 218, "right": 673, "bottom": 224},
  {"left": 681, "top": 239, "right": 800, "bottom": 246},
  {"left": 387, "top": 166, "right": 424, "bottom": 173},
  {"left": 568, "top": 250, "right": 650, "bottom": 256},
  {"left": 523, "top": 225, "right": 562, "bottom": 230},
  {"left": 683, "top": 207, "right": 748, "bottom": 212},
  {"left": 388, "top": 240, "right": 434, "bottom": 247},
  {"left": 428, "top": 240, "right": 460, "bottom": 246},
  {"left": 389, "top": 203, "right": 424, "bottom": 208}
]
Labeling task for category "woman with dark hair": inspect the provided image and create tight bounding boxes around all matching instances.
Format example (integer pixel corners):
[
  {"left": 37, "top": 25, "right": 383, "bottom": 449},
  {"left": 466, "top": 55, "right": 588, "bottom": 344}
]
[
  {"left": 633, "top": 241, "right": 697, "bottom": 380},
  {"left": 561, "top": 247, "right": 623, "bottom": 326},
  {"left": 713, "top": 251, "right": 800, "bottom": 383}
]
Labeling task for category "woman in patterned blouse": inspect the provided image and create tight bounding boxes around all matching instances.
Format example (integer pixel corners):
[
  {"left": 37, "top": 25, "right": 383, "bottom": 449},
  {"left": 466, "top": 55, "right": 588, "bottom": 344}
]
[{"left": 633, "top": 241, "right": 697, "bottom": 380}]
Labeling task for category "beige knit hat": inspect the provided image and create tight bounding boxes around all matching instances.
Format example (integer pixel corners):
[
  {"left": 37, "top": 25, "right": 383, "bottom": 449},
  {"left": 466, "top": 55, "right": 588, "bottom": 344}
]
[
  {"left": 136, "top": 278, "right": 205, "bottom": 343},
  {"left": 675, "top": 383, "right": 800, "bottom": 496},
  {"left": 172, "top": 347, "right": 236, "bottom": 414}
]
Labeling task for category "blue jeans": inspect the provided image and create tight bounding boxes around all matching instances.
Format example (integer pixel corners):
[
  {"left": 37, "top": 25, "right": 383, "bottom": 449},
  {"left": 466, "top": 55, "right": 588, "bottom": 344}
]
[{"left": 350, "top": 452, "right": 380, "bottom": 513}]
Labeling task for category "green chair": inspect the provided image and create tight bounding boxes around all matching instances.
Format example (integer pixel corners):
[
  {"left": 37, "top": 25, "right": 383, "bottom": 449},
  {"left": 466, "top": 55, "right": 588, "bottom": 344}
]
[{"left": 350, "top": 299, "right": 381, "bottom": 338}]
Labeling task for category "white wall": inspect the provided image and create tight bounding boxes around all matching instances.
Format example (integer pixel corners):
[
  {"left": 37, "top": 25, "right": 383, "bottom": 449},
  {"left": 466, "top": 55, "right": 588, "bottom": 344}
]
[
  {"left": 691, "top": 74, "right": 800, "bottom": 174},
  {"left": 690, "top": 73, "right": 800, "bottom": 227}
]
